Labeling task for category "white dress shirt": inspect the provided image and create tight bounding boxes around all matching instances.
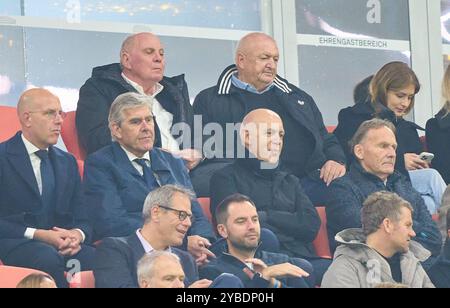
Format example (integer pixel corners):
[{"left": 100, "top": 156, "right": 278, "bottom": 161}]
[
  {"left": 122, "top": 73, "right": 180, "bottom": 152},
  {"left": 120, "top": 145, "right": 161, "bottom": 186},
  {"left": 136, "top": 229, "right": 172, "bottom": 254},
  {"left": 120, "top": 145, "right": 151, "bottom": 176}
]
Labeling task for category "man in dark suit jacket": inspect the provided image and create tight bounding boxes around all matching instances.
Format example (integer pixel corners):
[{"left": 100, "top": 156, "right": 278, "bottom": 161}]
[
  {"left": 84, "top": 92, "right": 215, "bottom": 263},
  {"left": 0, "top": 89, "right": 94, "bottom": 288},
  {"left": 94, "top": 185, "right": 242, "bottom": 288}
]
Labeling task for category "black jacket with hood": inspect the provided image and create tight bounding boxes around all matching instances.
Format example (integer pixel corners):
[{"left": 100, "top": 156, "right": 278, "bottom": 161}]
[{"left": 76, "top": 63, "right": 193, "bottom": 155}]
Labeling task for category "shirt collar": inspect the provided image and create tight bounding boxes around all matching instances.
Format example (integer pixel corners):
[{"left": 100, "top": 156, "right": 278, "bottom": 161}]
[
  {"left": 122, "top": 73, "right": 164, "bottom": 98},
  {"left": 231, "top": 73, "right": 274, "bottom": 94},
  {"left": 136, "top": 229, "right": 172, "bottom": 254},
  {"left": 21, "top": 134, "right": 47, "bottom": 155},
  {"left": 120, "top": 144, "right": 151, "bottom": 163}
]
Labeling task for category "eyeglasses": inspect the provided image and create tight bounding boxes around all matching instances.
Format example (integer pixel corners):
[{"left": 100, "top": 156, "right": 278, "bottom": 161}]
[
  {"left": 158, "top": 205, "right": 193, "bottom": 222},
  {"left": 29, "top": 109, "right": 67, "bottom": 120}
]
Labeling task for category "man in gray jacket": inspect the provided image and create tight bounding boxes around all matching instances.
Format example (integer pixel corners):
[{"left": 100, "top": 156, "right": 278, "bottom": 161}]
[{"left": 322, "top": 191, "right": 434, "bottom": 288}]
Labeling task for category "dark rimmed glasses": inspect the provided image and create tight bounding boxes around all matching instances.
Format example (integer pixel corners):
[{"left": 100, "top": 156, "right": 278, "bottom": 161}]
[{"left": 158, "top": 205, "right": 193, "bottom": 222}]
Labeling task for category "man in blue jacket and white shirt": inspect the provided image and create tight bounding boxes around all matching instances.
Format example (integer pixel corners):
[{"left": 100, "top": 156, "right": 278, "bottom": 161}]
[{"left": 84, "top": 92, "right": 215, "bottom": 264}]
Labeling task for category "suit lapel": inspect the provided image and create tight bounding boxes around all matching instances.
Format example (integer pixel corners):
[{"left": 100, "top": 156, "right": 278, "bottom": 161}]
[
  {"left": 112, "top": 143, "right": 148, "bottom": 188},
  {"left": 150, "top": 149, "right": 175, "bottom": 186},
  {"left": 6, "top": 133, "right": 41, "bottom": 198},
  {"left": 128, "top": 233, "right": 147, "bottom": 266}
]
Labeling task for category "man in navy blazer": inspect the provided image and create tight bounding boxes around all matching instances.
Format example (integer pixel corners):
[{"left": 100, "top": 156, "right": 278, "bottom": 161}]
[
  {"left": 84, "top": 92, "right": 215, "bottom": 263},
  {"left": 0, "top": 89, "right": 94, "bottom": 288},
  {"left": 94, "top": 185, "right": 242, "bottom": 288}
]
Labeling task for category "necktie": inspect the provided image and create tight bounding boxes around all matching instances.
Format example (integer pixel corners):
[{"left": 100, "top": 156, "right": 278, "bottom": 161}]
[
  {"left": 134, "top": 159, "right": 160, "bottom": 190},
  {"left": 34, "top": 150, "right": 56, "bottom": 228}
]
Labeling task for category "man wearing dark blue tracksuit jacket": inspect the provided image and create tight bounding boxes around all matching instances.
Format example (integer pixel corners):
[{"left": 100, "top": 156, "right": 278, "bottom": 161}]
[{"left": 191, "top": 32, "right": 347, "bottom": 202}]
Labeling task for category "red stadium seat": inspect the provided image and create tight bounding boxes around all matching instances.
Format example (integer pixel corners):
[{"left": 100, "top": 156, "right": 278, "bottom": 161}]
[
  {"left": 69, "top": 271, "right": 95, "bottom": 288},
  {"left": 420, "top": 136, "right": 428, "bottom": 152},
  {"left": 198, "top": 197, "right": 212, "bottom": 223},
  {"left": 61, "top": 111, "right": 86, "bottom": 161},
  {"left": 0, "top": 266, "right": 49, "bottom": 288},
  {"left": 326, "top": 126, "right": 336, "bottom": 133},
  {"left": 0, "top": 106, "right": 20, "bottom": 142},
  {"left": 312, "top": 207, "right": 332, "bottom": 259}
]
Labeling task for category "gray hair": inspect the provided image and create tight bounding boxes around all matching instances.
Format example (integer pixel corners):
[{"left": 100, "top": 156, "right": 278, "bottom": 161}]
[
  {"left": 361, "top": 191, "right": 414, "bottom": 236},
  {"left": 142, "top": 185, "right": 195, "bottom": 223},
  {"left": 137, "top": 251, "right": 181, "bottom": 285},
  {"left": 120, "top": 34, "right": 136, "bottom": 61},
  {"left": 349, "top": 118, "right": 396, "bottom": 157},
  {"left": 108, "top": 92, "right": 153, "bottom": 140}
]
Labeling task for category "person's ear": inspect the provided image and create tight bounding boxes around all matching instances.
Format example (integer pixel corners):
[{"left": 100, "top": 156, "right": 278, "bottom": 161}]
[
  {"left": 110, "top": 122, "right": 122, "bottom": 141},
  {"left": 382, "top": 218, "right": 394, "bottom": 234},
  {"left": 354, "top": 144, "right": 364, "bottom": 160},
  {"left": 236, "top": 52, "right": 246, "bottom": 70},
  {"left": 21, "top": 111, "right": 33, "bottom": 128},
  {"left": 150, "top": 206, "right": 160, "bottom": 223},
  {"left": 139, "top": 280, "right": 149, "bottom": 289},
  {"left": 217, "top": 224, "right": 228, "bottom": 239},
  {"left": 121, "top": 51, "right": 132, "bottom": 70}
]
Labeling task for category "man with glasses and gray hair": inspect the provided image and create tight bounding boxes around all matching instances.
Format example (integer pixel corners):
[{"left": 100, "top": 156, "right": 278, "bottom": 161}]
[
  {"left": 84, "top": 92, "right": 215, "bottom": 263},
  {"left": 95, "top": 185, "right": 242, "bottom": 288},
  {"left": 0, "top": 88, "right": 95, "bottom": 288}
]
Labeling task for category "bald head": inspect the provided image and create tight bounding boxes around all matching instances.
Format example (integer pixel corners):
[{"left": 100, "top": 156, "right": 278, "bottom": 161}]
[
  {"left": 241, "top": 108, "right": 282, "bottom": 127},
  {"left": 240, "top": 109, "right": 284, "bottom": 164},
  {"left": 120, "top": 32, "right": 161, "bottom": 57},
  {"left": 236, "top": 33, "right": 277, "bottom": 57},
  {"left": 17, "top": 88, "right": 58, "bottom": 116},
  {"left": 17, "top": 88, "right": 63, "bottom": 149}
]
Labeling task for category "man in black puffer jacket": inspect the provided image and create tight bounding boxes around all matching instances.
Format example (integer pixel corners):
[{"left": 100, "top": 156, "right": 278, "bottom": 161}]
[
  {"left": 76, "top": 33, "right": 200, "bottom": 169},
  {"left": 210, "top": 109, "right": 332, "bottom": 284}
]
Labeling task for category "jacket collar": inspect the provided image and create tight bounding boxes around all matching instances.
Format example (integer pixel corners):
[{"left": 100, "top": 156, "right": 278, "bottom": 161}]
[
  {"left": 350, "top": 162, "right": 403, "bottom": 185},
  {"left": 354, "top": 100, "right": 424, "bottom": 130},
  {"left": 220, "top": 242, "right": 263, "bottom": 266},
  {"left": 235, "top": 157, "right": 280, "bottom": 179},
  {"left": 126, "top": 233, "right": 147, "bottom": 268},
  {"left": 435, "top": 110, "right": 450, "bottom": 130},
  {"left": 351, "top": 100, "right": 376, "bottom": 116},
  {"left": 91, "top": 63, "right": 186, "bottom": 100},
  {"left": 6, "top": 132, "right": 68, "bottom": 207},
  {"left": 111, "top": 142, "right": 175, "bottom": 182},
  {"left": 335, "top": 228, "right": 432, "bottom": 263},
  {"left": 216, "top": 64, "right": 293, "bottom": 95}
]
